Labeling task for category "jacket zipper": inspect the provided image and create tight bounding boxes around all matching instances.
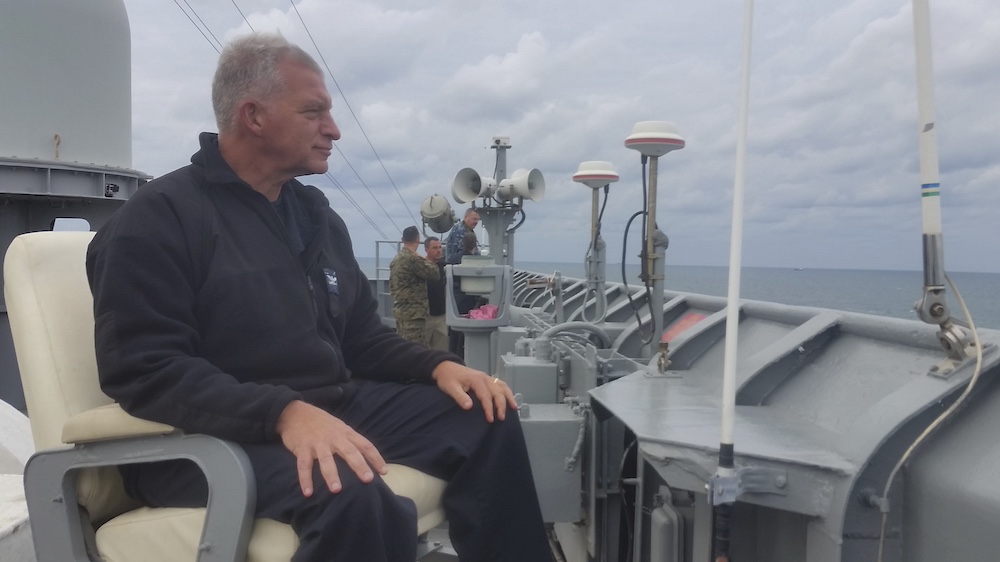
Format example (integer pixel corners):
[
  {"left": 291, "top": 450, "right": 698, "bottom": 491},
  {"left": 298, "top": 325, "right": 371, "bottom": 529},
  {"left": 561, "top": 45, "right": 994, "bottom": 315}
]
[
  {"left": 306, "top": 276, "right": 319, "bottom": 318},
  {"left": 263, "top": 186, "right": 344, "bottom": 374}
]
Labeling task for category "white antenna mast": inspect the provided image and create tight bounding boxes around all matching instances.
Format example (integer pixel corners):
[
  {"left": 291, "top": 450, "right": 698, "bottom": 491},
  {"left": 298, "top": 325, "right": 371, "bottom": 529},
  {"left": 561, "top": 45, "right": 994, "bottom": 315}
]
[
  {"left": 573, "top": 161, "right": 620, "bottom": 324},
  {"left": 910, "top": 0, "right": 974, "bottom": 372},
  {"left": 710, "top": 0, "right": 754, "bottom": 560}
]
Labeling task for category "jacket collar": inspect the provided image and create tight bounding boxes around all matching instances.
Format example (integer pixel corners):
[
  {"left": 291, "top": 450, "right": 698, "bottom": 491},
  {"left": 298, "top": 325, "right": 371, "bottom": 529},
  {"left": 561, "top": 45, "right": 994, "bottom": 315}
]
[
  {"left": 193, "top": 132, "right": 243, "bottom": 185},
  {"left": 191, "top": 132, "right": 330, "bottom": 209}
]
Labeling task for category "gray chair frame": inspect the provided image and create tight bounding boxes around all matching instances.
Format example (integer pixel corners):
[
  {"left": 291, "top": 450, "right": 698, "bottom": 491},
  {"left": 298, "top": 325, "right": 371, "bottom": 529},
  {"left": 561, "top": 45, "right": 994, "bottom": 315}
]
[{"left": 25, "top": 434, "right": 255, "bottom": 562}]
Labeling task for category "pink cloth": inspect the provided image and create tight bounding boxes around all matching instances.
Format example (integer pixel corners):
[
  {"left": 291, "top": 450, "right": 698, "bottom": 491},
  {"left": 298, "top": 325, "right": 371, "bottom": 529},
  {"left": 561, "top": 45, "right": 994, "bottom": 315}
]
[{"left": 468, "top": 304, "right": 499, "bottom": 319}]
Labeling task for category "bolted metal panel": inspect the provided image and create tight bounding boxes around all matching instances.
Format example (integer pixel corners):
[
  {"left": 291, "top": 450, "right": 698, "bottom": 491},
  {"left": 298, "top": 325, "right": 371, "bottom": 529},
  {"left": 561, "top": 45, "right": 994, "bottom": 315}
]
[{"left": 519, "top": 403, "right": 585, "bottom": 523}]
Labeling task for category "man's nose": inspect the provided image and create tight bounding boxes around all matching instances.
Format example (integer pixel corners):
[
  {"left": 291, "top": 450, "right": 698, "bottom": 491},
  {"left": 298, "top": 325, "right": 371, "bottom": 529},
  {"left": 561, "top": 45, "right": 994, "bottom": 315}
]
[{"left": 323, "top": 113, "right": 341, "bottom": 141}]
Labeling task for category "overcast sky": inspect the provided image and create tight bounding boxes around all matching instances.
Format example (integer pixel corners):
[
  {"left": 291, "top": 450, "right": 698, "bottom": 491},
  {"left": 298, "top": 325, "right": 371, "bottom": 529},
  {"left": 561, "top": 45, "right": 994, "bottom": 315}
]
[{"left": 121, "top": 0, "right": 1000, "bottom": 273}]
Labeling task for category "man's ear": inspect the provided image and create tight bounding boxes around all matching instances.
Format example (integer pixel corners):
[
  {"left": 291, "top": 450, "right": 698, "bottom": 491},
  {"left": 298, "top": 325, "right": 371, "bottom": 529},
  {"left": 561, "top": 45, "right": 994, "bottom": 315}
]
[{"left": 238, "top": 101, "right": 266, "bottom": 136}]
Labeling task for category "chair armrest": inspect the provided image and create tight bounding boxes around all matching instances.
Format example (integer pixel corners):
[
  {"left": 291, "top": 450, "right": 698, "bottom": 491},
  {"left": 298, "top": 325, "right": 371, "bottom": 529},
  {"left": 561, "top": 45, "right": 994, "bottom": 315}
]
[
  {"left": 61, "top": 403, "right": 177, "bottom": 444},
  {"left": 24, "top": 433, "right": 255, "bottom": 562}
]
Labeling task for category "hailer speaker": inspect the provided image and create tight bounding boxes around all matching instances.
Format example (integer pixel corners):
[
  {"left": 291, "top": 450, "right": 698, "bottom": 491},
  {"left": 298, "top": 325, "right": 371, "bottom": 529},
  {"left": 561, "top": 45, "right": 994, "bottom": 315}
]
[
  {"left": 497, "top": 168, "right": 545, "bottom": 202},
  {"left": 420, "top": 194, "right": 456, "bottom": 233},
  {"left": 451, "top": 167, "right": 497, "bottom": 203}
]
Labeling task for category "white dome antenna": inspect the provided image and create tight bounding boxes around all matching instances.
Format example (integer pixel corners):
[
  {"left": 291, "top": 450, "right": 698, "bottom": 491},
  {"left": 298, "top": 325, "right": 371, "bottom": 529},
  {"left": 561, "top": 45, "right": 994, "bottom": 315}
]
[
  {"left": 572, "top": 161, "right": 620, "bottom": 189},
  {"left": 624, "top": 121, "right": 685, "bottom": 157},
  {"left": 622, "top": 120, "right": 684, "bottom": 358},
  {"left": 573, "top": 161, "right": 620, "bottom": 323}
]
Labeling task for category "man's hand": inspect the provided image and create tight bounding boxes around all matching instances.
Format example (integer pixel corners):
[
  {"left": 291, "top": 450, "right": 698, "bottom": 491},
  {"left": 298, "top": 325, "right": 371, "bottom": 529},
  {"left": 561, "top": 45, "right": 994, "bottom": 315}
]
[
  {"left": 276, "top": 400, "right": 388, "bottom": 497},
  {"left": 432, "top": 361, "right": 517, "bottom": 423}
]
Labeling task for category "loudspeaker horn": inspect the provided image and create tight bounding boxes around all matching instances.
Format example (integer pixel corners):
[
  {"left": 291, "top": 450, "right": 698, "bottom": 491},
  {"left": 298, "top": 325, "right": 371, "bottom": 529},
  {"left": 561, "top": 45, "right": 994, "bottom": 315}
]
[
  {"left": 496, "top": 168, "right": 545, "bottom": 202},
  {"left": 420, "top": 194, "right": 456, "bottom": 234},
  {"left": 451, "top": 167, "right": 497, "bottom": 203}
]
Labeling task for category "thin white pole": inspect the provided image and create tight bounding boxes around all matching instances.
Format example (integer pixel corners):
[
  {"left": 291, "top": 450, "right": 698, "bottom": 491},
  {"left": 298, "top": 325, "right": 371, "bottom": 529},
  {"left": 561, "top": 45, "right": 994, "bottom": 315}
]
[
  {"left": 913, "top": 0, "right": 942, "bottom": 238},
  {"left": 713, "top": 5, "right": 754, "bottom": 560},
  {"left": 719, "top": 0, "right": 754, "bottom": 460}
]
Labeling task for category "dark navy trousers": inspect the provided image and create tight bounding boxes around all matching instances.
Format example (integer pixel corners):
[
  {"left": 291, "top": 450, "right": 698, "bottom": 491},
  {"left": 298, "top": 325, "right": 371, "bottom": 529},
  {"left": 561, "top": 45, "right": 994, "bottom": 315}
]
[{"left": 121, "top": 380, "right": 553, "bottom": 562}]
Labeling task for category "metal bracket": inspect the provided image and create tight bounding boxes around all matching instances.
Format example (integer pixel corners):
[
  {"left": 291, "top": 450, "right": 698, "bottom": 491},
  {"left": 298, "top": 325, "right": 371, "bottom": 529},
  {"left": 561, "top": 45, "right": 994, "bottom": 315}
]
[
  {"left": 927, "top": 339, "right": 992, "bottom": 380},
  {"left": 708, "top": 466, "right": 789, "bottom": 506},
  {"left": 656, "top": 341, "right": 671, "bottom": 374}
]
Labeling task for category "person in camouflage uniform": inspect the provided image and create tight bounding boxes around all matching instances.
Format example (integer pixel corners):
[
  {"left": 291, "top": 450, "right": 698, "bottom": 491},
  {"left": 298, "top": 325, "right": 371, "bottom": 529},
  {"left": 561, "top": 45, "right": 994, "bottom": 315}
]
[
  {"left": 390, "top": 225, "right": 440, "bottom": 344},
  {"left": 422, "top": 236, "right": 449, "bottom": 351}
]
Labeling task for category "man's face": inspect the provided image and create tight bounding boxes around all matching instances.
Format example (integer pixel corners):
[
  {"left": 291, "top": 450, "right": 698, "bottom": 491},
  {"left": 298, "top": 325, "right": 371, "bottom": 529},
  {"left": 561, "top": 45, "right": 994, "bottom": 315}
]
[
  {"left": 426, "top": 240, "right": 443, "bottom": 262},
  {"left": 465, "top": 212, "right": 480, "bottom": 229},
  {"left": 259, "top": 59, "right": 341, "bottom": 178}
]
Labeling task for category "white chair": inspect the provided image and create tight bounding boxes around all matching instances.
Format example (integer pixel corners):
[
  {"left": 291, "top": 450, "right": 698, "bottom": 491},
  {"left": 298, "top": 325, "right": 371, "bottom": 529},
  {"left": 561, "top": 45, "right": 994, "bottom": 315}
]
[{"left": 4, "top": 231, "right": 447, "bottom": 561}]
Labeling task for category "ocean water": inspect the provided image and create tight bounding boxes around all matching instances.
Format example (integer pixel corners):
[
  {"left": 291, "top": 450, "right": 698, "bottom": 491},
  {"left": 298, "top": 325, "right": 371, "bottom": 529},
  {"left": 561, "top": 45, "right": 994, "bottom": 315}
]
[{"left": 359, "top": 257, "right": 1000, "bottom": 330}]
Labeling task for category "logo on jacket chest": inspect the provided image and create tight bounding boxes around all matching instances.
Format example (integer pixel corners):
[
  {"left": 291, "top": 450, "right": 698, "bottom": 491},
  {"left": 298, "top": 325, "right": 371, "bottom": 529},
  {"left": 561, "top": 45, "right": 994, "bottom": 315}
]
[{"left": 323, "top": 268, "right": 339, "bottom": 295}]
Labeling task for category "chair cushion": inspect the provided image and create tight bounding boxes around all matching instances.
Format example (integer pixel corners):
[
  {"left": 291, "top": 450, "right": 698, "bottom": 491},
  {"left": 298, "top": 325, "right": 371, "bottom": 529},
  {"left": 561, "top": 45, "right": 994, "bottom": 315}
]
[
  {"left": 5, "top": 232, "right": 110, "bottom": 452},
  {"left": 59, "top": 404, "right": 177, "bottom": 525},
  {"left": 95, "top": 464, "right": 447, "bottom": 561},
  {"left": 62, "top": 404, "right": 176, "bottom": 444}
]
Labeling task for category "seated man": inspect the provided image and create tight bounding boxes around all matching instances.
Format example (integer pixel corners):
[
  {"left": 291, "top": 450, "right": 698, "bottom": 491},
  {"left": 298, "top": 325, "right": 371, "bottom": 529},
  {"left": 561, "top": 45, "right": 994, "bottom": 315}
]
[{"left": 86, "top": 33, "right": 552, "bottom": 562}]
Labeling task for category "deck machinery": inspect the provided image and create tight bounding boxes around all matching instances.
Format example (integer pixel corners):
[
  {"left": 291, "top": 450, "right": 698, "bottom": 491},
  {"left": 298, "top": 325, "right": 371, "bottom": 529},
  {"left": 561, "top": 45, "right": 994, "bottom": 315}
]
[
  {"left": 485, "top": 270, "right": 1000, "bottom": 562},
  {"left": 427, "top": 121, "right": 1000, "bottom": 561}
]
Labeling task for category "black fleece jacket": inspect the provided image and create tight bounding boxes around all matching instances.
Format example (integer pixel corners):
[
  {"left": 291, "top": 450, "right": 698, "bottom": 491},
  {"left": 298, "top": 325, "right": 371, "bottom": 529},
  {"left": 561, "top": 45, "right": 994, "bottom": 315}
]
[{"left": 87, "top": 133, "right": 460, "bottom": 443}]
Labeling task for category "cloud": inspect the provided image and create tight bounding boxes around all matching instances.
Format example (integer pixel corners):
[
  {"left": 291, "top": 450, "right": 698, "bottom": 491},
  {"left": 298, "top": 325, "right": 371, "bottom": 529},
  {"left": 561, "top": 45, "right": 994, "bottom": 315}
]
[{"left": 122, "top": 0, "right": 1000, "bottom": 273}]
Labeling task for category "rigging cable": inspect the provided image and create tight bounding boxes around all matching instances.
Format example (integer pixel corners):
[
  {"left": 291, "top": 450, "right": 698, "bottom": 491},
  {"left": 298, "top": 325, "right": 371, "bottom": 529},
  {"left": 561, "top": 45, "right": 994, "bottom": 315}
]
[
  {"left": 324, "top": 172, "right": 390, "bottom": 240},
  {"left": 171, "top": 0, "right": 220, "bottom": 53},
  {"left": 288, "top": 0, "right": 420, "bottom": 231},
  {"left": 180, "top": 0, "right": 223, "bottom": 50},
  {"left": 178, "top": 1, "right": 396, "bottom": 240},
  {"left": 231, "top": 0, "right": 255, "bottom": 31},
  {"left": 330, "top": 144, "right": 404, "bottom": 235}
]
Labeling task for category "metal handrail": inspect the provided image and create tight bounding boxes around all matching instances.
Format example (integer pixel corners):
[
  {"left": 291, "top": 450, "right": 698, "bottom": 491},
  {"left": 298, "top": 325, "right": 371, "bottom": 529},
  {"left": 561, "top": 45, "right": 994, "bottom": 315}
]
[{"left": 373, "top": 239, "right": 401, "bottom": 320}]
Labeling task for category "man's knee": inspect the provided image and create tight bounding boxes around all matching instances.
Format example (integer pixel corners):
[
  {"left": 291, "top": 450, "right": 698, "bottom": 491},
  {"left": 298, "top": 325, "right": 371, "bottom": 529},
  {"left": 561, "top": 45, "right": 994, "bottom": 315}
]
[
  {"left": 252, "top": 451, "right": 416, "bottom": 528},
  {"left": 460, "top": 397, "right": 529, "bottom": 446},
  {"left": 270, "top": 458, "right": 419, "bottom": 561}
]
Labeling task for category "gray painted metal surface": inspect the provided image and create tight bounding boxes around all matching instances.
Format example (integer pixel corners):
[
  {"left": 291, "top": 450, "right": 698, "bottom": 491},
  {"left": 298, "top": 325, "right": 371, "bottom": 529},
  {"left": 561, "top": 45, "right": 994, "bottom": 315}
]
[
  {"left": 0, "top": 0, "right": 134, "bottom": 169},
  {"left": 25, "top": 434, "right": 256, "bottom": 562},
  {"left": 0, "top": 0, "right": 148, "bottom": 410},
  {"left": 518, "top": 403, "right": 586, "bottom": 523},
  {"left": 509, "top": 268, "right": 1000, "bottom": 561}
]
